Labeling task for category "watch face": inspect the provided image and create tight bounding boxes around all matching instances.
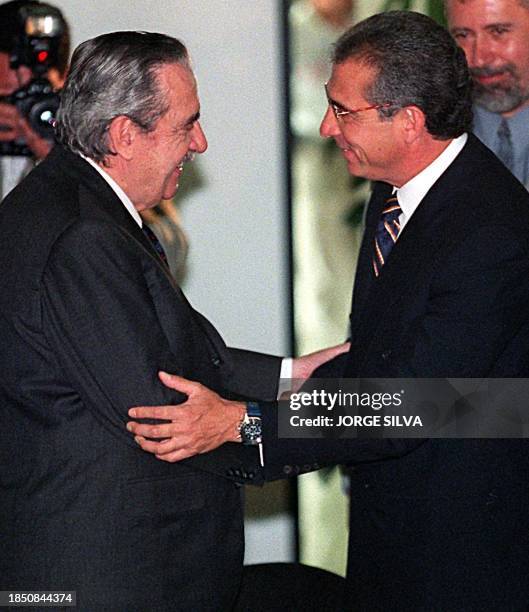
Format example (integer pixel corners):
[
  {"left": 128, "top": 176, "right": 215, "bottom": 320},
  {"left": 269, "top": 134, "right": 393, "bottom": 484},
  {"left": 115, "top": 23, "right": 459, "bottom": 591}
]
[{"left": 242, "top": 417, "right": 262, "bottom": 445}]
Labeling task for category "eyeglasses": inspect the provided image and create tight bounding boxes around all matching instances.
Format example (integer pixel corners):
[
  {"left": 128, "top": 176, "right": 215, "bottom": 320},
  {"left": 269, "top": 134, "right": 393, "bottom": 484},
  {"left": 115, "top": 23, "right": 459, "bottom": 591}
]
[{"left": 324, "top": 83, "right": 393, "bottom": 123}]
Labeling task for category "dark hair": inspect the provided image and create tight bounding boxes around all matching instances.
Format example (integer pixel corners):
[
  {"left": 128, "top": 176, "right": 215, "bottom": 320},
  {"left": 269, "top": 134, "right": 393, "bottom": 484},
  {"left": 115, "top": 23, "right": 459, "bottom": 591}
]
[
  {"left": 55, "top": 31, "right": 190, "bottom": 162},
  {"left": 0, "top": 0, "right": 70, "bottom": 74},
  {"left": 332, "top": 10, "right": 473, "bottom": 139}
]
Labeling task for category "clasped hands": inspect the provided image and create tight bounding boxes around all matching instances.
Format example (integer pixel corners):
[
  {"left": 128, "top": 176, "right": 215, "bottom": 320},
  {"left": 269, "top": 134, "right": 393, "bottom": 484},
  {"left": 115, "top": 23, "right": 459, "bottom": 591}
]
[{"left": 126, "top": 342, "right": 350, "bottom": 463}]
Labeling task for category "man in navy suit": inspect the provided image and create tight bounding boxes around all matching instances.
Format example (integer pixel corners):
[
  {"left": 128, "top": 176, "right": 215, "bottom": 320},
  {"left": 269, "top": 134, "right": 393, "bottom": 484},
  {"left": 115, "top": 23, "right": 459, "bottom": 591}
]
[
  {"left": 0, "top": 31, "right": 346, "bottom": 611},
  {"left": 130, "top": 11, "right": 529, "bottom": 610}
]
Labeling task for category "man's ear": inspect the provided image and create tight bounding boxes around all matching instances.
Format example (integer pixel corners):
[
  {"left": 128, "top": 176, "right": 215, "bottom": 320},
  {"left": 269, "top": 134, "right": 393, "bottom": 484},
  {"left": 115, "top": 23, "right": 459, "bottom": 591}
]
[
  {"left": 400, "top": 105, "right": 426, "bottom": 144},
  {"left": 106, "top": 116, "right": 138, "bottom": 161}
]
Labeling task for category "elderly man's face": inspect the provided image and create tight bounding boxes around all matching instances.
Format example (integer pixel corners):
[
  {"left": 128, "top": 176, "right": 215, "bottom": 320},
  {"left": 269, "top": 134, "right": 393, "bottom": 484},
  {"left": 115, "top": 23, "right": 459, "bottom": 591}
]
[
  {"left": 131, "top": 62, "right": 207, "bottom": 210},
  {"left": 447, "top": 0, "right": 529, "bottom": 115}
]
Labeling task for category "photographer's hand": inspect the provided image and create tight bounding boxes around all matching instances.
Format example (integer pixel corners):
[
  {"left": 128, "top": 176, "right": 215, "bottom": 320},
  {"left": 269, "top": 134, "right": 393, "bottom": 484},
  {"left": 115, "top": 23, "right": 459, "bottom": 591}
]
[
  {"left": 17, "top": 116, "right": 53, "bottom": 160},
  {"left": 0, "top": 101, "right": 18, "bottom": 141},
  {"left": 0, "top": 102, "right": 53, "bottom": 160}
]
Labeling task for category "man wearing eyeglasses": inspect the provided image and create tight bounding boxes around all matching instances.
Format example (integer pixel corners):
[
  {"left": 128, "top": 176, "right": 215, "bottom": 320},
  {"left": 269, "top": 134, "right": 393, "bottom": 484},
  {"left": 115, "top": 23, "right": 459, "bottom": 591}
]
[{"left": 128, "top": 11, "right": 529, "bottom": 610}]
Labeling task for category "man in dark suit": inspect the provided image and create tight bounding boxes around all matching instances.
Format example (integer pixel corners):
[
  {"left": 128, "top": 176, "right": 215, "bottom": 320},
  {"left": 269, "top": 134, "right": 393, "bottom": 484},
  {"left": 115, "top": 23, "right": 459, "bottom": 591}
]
[
  {"left": 129, "top": 12, "right": 529, "bottom": 610},
  {"left": 0, "top": 31, "right": 345, "bottom": 611}
]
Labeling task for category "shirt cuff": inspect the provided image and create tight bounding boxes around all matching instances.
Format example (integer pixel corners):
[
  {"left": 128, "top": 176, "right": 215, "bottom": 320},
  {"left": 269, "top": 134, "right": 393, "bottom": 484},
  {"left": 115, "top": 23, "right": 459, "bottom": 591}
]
[{"left": 277, "top": 357, "right": 293, "bottom": 399}]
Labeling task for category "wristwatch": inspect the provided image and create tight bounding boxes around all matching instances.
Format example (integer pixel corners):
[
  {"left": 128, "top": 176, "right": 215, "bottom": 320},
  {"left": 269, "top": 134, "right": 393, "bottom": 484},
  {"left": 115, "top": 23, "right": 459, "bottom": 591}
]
[{"left": 239, "top": 401, "right": 262, "bottom": 445}]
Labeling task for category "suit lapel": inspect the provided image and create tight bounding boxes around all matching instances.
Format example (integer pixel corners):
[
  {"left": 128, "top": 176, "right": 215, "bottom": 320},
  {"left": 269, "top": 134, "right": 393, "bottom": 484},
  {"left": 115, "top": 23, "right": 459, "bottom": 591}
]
[
  {"left": 350, "top": 137, "right": 477, "bottom": 357},
  {"left": 49, "top": 146, "right": 158, "bottom": 260},
  {"left": 53, "top": 147, "right": 230, "bottom": 367}
]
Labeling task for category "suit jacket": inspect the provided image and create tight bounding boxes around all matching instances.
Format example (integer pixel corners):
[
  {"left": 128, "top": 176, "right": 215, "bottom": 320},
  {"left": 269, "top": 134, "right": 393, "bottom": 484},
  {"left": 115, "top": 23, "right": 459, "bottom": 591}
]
[
  {"left": 0, "top": 146, "right": 282, "bottom": 612},
  {"left": 262, "top": 135, "right": 529, "bottom": 610}
]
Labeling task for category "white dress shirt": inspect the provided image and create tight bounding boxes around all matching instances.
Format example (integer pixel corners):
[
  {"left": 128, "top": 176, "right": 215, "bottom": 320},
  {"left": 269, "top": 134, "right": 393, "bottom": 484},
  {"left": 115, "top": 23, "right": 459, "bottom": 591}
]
[
  {"left": 395, "top": 133, "right": 468, "bottom": 234},
  {"left": 81, "top": 153, "right": 143, "bottom": 228}
]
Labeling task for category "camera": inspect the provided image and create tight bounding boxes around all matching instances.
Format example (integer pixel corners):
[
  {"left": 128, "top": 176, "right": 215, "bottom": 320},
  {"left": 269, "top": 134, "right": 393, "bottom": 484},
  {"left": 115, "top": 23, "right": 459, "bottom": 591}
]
[{"left": 0, "top": 3, "right": 64, "bottom": 156}]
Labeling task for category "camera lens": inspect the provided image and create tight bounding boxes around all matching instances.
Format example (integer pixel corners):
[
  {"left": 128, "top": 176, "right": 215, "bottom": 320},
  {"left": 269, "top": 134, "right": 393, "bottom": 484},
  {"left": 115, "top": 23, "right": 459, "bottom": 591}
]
[{"left": 27, "top": 94, "right": 59, "bottom": 140}]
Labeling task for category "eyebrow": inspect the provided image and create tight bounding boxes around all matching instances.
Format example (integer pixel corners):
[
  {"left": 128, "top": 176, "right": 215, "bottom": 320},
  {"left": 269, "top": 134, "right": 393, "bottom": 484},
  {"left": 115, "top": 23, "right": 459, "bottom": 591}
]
[
  {"left": 325, "top": 84, "right": 356, "bottom": 114},
  {"left": 485, "top": 21, "right": 513, "bottom": 30},
  {"left": 450, "top": 21, "right": 513, "bottom": 35},
  {"left": 185, "top": 111, "right": 200, "bottom": 127},
  {"left": 449, "top": 26, "right": 471, "bottom": 35}
]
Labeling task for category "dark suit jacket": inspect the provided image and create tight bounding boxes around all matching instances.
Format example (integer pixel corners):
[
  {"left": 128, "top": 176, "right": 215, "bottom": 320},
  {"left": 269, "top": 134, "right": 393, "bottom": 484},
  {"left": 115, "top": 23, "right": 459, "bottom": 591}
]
[
  {"left": 0, "top": 146, "right": 282, "bottom": 612},
  {"left": 262, "top": 135, "right": 529, "bottom": 610}
]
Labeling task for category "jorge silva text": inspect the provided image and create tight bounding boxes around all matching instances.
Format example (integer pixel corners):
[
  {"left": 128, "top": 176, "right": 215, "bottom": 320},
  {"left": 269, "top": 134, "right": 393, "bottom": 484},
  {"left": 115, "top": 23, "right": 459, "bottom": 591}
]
[{"left": 290, "top": 414, "right": 423, "bottom": 428}]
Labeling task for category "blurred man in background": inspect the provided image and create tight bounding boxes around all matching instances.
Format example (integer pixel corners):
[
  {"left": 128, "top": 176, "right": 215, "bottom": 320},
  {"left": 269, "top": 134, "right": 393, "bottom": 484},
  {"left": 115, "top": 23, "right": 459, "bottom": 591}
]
[{"left": 446, "top": 0, "right": 529, "bottom": 187}]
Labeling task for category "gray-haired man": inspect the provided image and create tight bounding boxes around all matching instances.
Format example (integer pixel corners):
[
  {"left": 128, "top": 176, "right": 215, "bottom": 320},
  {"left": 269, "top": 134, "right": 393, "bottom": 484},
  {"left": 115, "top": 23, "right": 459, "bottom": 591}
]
[{"left": 0, "top": 31, "right": 344, "bottom": 611}]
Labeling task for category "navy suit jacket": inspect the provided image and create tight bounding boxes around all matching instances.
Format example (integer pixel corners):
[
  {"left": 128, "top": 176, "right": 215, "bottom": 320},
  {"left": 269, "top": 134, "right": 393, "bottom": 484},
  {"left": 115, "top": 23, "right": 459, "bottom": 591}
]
[
  {"left": 263, "top": 134, "right": 529, "bottom": 610},
  {"left": 0, "top": 146, "right": 281, "bottom": 611}
]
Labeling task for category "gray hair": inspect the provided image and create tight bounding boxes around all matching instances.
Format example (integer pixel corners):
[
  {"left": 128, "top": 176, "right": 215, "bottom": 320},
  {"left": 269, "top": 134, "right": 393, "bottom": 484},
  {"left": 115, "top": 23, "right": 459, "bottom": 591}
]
[
  {"left": 332, "top": 11, "right": 473, "bottom": 139},
  {"left": 55, "top": 31, "right": 190, "bottom": 162}
]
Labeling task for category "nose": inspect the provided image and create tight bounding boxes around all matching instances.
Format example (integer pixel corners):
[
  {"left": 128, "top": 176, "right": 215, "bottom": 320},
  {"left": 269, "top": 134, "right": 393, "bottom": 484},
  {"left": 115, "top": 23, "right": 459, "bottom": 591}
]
[
  {"left": 320, "top": 105, "right": 340, "bottom": 139},
  {"left": 466, "top": 35, "right": 495, "bottom": 69},
  {"left": 191, "top": 121, "right": 208, "bottom": 154}
]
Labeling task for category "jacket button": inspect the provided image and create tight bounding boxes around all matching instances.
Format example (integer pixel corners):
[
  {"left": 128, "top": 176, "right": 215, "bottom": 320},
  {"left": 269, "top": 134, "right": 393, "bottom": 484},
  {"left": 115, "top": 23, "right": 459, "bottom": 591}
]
[
  {"left": 381, "top": 350, "right": 392, "bottom": 360},
  {"left": 234, "top": 469, "right": 242, "bottom": 478},
  {"left": 247, "top": 471, "right": 255, "bottom": 480},
  {"left": 283, "top": 465, "right": 293, "bottom": 475},
  {"left": 211, "top": 357, "right": 221, "bottom": 367},
  {"left": 303, "top": 464, "right": 312, "bottom": 472},
  {"left": 226, "top": 468, "right": 235, "bottom": 477}
]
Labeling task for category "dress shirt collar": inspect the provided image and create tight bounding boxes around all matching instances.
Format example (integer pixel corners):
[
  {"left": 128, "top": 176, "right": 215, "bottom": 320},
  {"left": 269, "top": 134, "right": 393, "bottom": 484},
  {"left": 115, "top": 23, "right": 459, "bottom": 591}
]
[
  {"left": 395, "top": 133, "right": 468, "bottom": 232},
  {"left": 80, "top": 153, "right": 143, "bottom": 228}
]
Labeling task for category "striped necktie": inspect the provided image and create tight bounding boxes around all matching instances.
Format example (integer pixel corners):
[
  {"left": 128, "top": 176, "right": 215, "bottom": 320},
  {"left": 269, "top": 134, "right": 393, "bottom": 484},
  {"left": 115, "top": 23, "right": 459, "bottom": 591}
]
[
  {"left": 372, "top": 195, "right": 402, "bottom": 277},
  {"left": 142, "top": 224, "right": 169, "bottom": 267}
]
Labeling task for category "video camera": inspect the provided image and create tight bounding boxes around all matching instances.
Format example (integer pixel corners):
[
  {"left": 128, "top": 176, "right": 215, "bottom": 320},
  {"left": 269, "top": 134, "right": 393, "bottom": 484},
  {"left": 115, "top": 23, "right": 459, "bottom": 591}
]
[{"left": 0, "top": 3, "right": 64, "bottom": 156}]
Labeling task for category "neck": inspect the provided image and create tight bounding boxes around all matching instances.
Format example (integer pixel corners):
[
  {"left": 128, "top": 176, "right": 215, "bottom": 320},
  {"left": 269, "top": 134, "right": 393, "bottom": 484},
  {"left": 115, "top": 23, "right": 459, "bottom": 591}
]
[
  {"left": 98, "top": 157, "right": 141, "bottom": 209},
  {"left": 392, "top": 138, "right": 453, "bottom": 188}
]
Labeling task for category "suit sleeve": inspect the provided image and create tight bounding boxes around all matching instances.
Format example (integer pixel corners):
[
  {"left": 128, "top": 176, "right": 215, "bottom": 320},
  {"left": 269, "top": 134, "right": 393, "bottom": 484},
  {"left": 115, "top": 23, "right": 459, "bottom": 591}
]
[
  {"left": 40, "top": 218, "right": 263, "bottom": 483},
  {"left": 190, "top": 309, "right": 282, "bottom": 400}
]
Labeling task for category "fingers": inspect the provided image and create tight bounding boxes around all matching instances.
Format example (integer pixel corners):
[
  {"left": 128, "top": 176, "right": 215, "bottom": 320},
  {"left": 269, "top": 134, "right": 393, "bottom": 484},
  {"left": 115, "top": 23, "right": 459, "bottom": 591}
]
[
  {"left": 134, "top": 435, "right": 178, "bottom": 455},
  {"left": 158, "top": 370, "right": 200, "bottom": 396},
  {"left": 337, "top": 341, "right": 351, "bottom": 353},
  {"left": 322, "top": 341, "right": 350, "bottom": 358},
  {"left": 126, "top": 420, "right": 185, "bottom": 439},
  {"left": 17, "top": 118, "right": 53, "bottom": 160},
  {"left": 128, "top": 404, "right": 180, "bottom": 420},
  {"left": 134, "top": 434, "right": 200, "bottom": 462},
  {"left": 0, "top": 103, "right": 18, "bottom": 141}
]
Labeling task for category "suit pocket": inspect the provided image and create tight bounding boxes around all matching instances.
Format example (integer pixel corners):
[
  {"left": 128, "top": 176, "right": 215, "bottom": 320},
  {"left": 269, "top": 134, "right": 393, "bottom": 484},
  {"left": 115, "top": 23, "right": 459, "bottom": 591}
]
[
  {"left": 115, "top": 472, "right": 242, "bottom": 609},
  {"left": 123, "top": 472, "right": 207, "bottom": 516}
]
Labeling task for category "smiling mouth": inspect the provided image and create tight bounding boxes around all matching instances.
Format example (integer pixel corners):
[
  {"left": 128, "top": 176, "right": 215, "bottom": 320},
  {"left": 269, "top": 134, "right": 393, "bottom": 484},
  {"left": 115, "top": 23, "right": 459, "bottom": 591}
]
[
  {"left": 475, "top": 73, "right": 507, "bottom": 84},
  {"left": 178, "top": 152, "right": 196, "bottom": 171},
  {"left": 471, "top": 64, "right": 515, "bottom": 86}
]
